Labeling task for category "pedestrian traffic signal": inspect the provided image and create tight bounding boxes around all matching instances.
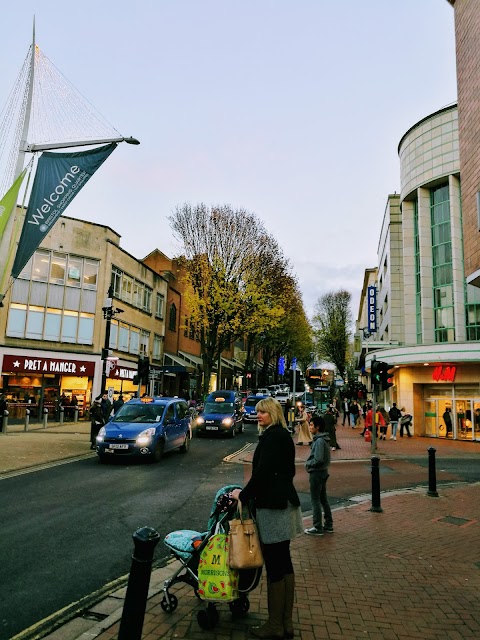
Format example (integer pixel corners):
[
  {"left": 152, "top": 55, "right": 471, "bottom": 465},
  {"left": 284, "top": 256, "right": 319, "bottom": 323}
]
[{"left": 371, "top": 360, "right": 394, "bottom": 391}]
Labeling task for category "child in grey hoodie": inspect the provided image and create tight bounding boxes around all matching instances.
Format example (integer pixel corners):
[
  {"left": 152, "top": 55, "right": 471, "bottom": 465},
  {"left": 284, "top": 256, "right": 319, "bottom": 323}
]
[{"left": 304, "top": 415, "right": 333, "bottom": 536}]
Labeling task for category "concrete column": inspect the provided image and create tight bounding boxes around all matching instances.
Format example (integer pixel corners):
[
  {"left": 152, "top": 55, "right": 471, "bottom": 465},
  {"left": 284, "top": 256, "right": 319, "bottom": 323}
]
[
  {"left": 418, "top": 187, "right": 435, "bottom": 343},
  {"left": 449, "top": 174, "right": 466, "bottom": 341}
]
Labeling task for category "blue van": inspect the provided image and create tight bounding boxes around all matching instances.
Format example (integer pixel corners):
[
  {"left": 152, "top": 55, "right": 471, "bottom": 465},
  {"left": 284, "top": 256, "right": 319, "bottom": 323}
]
[
  {"left": 95, "top": 396, "right": 191, "bottom": 463},
  {"left": 195, "top": 390, "right": 244, "bottom": 437},
  {"left": 243, "top": 393, "right": 270, "bottom": 423}
]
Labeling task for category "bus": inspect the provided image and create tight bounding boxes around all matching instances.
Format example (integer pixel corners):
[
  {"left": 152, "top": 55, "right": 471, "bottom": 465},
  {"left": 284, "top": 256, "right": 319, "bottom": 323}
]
[{"left": 305, "top": 367, "right": 332, "bottom": 411}]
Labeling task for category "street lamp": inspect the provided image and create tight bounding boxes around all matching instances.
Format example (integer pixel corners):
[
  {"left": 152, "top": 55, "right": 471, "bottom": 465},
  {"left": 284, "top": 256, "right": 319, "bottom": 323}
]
[{"left": 101, "top": 285, "right": 124, "bottom": 395}]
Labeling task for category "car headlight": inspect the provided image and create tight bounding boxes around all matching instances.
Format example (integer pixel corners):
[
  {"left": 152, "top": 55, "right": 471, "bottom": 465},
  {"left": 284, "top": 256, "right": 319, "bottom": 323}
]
[
  {"left": 222, "top": 417, "right": 233, "bottom": 426},
  {"left": 136, "top": 427, "right": 156, "bottom": 446},
  {"left": 96, "top": 426, "right": 106, "bottom": 442},
  {"left": 196, "top": 416, "right": 205, "bottom": 425}
]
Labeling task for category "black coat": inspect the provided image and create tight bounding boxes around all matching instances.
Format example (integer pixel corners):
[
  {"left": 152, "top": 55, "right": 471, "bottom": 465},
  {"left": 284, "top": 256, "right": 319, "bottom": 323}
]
[{"left": 239, "top": 424, "right": 300, "bottom": 510}]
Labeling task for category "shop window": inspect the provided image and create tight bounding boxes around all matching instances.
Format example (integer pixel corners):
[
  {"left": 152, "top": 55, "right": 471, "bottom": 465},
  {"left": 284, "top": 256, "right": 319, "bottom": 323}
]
[
  {"left": 6, "top": 304, "right": 26, "bottom": 337},
  {"left": 44, "top": 309, "right": 62, "bottom": 341},
  {"left": 61, "top": 311, "right": 78, "bottom": 343},
  {"left": 169, "top": 304, "right": 177, "bottom": 331}
]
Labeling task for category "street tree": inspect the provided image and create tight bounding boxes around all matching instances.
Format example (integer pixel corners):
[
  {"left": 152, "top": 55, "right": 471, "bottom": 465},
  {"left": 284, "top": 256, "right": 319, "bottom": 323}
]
[
  {"left": 170, "top": 203, "right": 286, "bottom": 394},
  {"left": 312, "top": 290, "right": 352, "bottom": 380}
]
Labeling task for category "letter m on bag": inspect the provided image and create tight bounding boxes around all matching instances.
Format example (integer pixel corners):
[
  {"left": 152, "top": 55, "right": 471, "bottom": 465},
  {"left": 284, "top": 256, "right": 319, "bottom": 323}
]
[{"left": 211, "top": 554, "right": 221, "bottom": 565}]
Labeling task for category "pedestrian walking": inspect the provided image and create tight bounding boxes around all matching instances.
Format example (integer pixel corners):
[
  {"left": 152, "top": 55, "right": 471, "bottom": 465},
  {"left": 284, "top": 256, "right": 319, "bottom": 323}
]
[
  {"left": 443, "top": 406, "right": 453, "bottom": 437},
  {"left": 375, "top": 407, "right": 386, "bottom": 438},
  {"left": 230, "top": 397, "right": 302, "bottom": 640},
  {"left": 113, "top": 394, "right": 124, "bottom": 414},
  {"left": 400, "top": 407, "right": 413, "bottom": 437},
  {"left": 342, "top": 398, "right": 350, "bottom": 426},
  {"left": 360, "top": 402, "right": 373, "bottom": 436},
  {"left": 304, "top": 414, "right": 333, "bottom": 536},
  {"left": 389, "top": 403, "right": 401, "bottom": 440},
  {"left": 296, "top": 403, "right": 312, "bottom": 446},
  {"left": 89, "top": 397, "right": 105, "bottom": 450},
  {"left": 100, "top": 392, "right": 113, "bottom": 423},
  {"left": 378, "top": 405, "right": 389, "bottom": 440},
  {"left": 349, "top": 399, "right": 360, "bottom": 428},
  {"left": 323, "top": 405, "right": 341, "bottom": 450}
]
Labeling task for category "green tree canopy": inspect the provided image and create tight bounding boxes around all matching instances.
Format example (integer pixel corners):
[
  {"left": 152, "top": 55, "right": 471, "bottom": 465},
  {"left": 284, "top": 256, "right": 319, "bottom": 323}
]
[{"left": 312, "top": 290, "right": 352, "bottom": 380}]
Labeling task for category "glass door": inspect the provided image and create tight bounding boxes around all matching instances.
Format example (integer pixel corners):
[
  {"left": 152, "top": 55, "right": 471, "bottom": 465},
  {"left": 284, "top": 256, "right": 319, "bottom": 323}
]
[
  {"left": 438, "top": 399, "right": 453, "bottom": 438},
  {"left": 456, "top": 399, "right": 474, "bottom": 440},
  {"left": 424, "top": 400, "right": 438, "bottom": 436}
]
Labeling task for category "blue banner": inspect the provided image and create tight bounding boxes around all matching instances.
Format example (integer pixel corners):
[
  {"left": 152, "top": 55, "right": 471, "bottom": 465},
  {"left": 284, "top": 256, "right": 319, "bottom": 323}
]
[{"left": 11, "top": 143, "right": 117, "bottom": 279}]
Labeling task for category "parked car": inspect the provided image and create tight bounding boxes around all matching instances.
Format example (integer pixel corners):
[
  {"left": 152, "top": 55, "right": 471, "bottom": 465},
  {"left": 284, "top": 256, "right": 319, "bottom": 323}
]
[
  {"left": 243, "top": 393, "right": 270, "bottom": 423},
  {"left": 195, "top": 390, "right": 244, "bottom": 437},
  {"left": 95, "top": 396, "right": 191, "bottom": 463},
  {"left": 267, "top": 385, "right": 281, "bottom": 396},
  {"left": 275, "top": 391, "right": 291, "bottom": 406},
  {"left": 256, "top": 388, "right": 271, "bottom": 396}
]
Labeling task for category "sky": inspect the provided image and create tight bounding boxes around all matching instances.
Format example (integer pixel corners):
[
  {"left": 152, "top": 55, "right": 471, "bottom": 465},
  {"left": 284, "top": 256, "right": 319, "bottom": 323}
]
[{"left": 0, "top": 1, "right": 457, "bottom": 321}]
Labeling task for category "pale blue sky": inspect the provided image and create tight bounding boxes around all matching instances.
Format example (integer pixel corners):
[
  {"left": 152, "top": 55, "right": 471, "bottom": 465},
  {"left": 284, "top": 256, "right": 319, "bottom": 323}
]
[{"left": 1, "top": 1, "right": 457, "bottom": 319}]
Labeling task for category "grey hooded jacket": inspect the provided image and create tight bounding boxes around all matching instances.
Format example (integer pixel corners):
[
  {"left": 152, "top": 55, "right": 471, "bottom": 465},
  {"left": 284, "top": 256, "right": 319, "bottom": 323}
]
[{"left": 305, "top": 432, "right": 331, "bottom": 473}]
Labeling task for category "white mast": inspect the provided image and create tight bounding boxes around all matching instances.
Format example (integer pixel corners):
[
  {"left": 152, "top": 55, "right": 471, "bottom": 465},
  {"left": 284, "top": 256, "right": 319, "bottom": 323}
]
[{"left": 13, "top": 17, "right": 36, "bottom": 181}]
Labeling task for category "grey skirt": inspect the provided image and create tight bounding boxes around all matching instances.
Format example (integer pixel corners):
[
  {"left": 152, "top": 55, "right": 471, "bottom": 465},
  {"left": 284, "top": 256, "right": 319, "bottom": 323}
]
[{"left": 256, "top": 503, "right": 303, "bottom": 544}]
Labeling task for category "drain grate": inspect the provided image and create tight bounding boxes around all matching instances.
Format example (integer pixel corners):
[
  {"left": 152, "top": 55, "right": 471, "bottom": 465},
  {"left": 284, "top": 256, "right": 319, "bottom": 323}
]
[{"left": 438, "top": 516, "right": 471, "bottom": 526}]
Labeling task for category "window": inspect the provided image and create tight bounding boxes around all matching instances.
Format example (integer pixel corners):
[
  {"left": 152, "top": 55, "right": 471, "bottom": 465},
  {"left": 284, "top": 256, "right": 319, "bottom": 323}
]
[
  {"left": 78, "top": 313, "right": 94, "bottom": 344},
  {"left": 83, "top": 261, "right": 98, "bottom": 289},
  {"left": 466, "top": 284, "right": 480, "bottom": 341},
  {"left": 156, "top": 293, "right": 164, "bottom": 319},
  {"left": 7, "top": 305, "right": 27, "bottom": 337},
  {"left": 130, "top": 328, "right": 140, "bottom": 355},
  {"left": 184, "top": 317, "right": 189, "bottom": 337},
  {"left": 110, "top": 266, "right": 153, "bottom": 313},
  {"left": 50, "top": 253, "right": 66, "bottom": 284},
  {"left": 25, "top": 306, "right": 44, "bottom": 339},
  {"left": 153, "top": 334, "right": 162, "bottom": 360},
  {"left": 32, "top": 251, "right": 50, "bottom": 281},
  {"left": 189, "top": 319, "right": 195, "bottom": 340},
  {"left": 61, "top": 311, "right": 78, "bottom": 343},
  {"left": 431, "top": 185, "right": 454, "bottom": 343},
  {"left": 66, "top": 256, "right": 82, "bottom": 287},
  {"left": 414, "top": 200, "right": 422, "bottom": 343},
  {"left": 122, "top": 274, "right": 133, "bottom": 303},
  {"left": 169, "top": 304, "right": 177, "bottom": 331},
  {"left": 112, "top": 267, "right": 122, "bottom": 297},
  {"left": 140, "top": 330, "right": 149, "bottom": 355},
  {"left": 44, "top": 309, "right": 62, "bottom": 341},
  {"left": 119, "top": 323, "right": 130, "bottom": 351}
]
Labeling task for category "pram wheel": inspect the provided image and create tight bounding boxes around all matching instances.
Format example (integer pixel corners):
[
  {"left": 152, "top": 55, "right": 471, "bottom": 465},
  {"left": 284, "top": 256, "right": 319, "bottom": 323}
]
[
  {"left": 197, "top": 603, "right": 219, "bottom": 630},
  {"left": 229, "top": 596, "right": 250, "bottom": 618},
  {"left": 160, "top": 593, "right": 178, "bottom": 613}
]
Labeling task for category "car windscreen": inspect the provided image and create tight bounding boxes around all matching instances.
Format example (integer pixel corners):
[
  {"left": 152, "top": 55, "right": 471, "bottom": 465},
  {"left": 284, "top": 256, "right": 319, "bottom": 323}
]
[
  {"left": 245, "top": 398, "right": 259, "bottom": 407},
  {"left": 112, "top": 404, "right": 165, "bottom": 423},
  {"left": 204, "top": 401, "right": 234, "bottom": 414}
]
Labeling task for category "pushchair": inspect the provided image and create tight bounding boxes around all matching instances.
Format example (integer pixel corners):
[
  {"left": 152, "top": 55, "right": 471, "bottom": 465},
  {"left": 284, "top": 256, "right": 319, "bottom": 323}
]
[{"left": 160, "top": 484, "right": 262, "bottom": 630}]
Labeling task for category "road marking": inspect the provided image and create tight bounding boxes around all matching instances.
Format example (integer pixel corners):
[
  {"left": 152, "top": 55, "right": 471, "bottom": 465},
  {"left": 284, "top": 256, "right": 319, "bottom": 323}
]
[
  {"left": 223, "top": 443, "right": 255, "bottom": 462},
  {"left": 0, "top": 454, "right": 95, "bottom": 480}
]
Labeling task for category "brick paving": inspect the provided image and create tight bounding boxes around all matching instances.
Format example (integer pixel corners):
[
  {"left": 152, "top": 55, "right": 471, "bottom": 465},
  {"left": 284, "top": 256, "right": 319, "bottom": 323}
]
[{"left": 3, "top": 417, "right": 479, "bottom": 640}]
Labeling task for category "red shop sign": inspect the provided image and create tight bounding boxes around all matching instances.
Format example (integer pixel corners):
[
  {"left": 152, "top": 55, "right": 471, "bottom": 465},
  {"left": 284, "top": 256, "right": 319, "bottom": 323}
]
[
  {"left": 2, "top": 354, "right": 96, "bottom": 377},
  {"left": 432, "top": 365, "right": 456, "bottom": 382}
]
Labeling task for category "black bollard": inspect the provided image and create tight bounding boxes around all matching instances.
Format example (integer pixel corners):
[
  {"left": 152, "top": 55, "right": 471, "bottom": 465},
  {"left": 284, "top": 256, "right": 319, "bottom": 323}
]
[
  {"left": 118, "top": 526, "right": 161, "bottom": 640},
  {"left": 370, "top": 456, "right": 383, "bottom": 513},
  {"left": 427, "top": 447, "right": 439, "bottom": 497}
]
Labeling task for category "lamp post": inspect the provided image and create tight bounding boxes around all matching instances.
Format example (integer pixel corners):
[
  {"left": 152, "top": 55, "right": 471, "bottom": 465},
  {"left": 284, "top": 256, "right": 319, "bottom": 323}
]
[{"left": 101, "top": 285, "right": 124, "bottom": 394}]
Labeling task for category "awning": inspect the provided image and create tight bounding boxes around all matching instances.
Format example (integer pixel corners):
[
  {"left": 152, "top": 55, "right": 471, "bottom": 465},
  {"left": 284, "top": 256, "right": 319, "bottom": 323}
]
[
  {"left": 163, "top": 352, "right": 195, "bottom": 374},
  {"left": 221, "top": 356, "right": 238, "bottom": 370},
  {"left": 178, "top": 350, "right": 203, "bottom": 367}
]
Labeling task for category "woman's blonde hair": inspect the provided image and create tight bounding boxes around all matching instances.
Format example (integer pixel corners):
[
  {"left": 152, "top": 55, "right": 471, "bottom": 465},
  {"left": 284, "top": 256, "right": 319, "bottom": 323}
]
[{"left": 255, "top": 397, "right": 287, "bottom": 431}]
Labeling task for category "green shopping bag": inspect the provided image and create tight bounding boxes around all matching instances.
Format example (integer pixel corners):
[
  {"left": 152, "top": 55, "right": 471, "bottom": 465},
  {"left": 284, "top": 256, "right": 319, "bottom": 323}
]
[{"left": 197, "top": 526, "right": 239, "bottom": 602}]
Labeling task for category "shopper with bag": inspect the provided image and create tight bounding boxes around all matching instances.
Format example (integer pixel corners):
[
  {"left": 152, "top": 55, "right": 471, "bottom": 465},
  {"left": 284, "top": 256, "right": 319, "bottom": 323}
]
[{"left": 230, "top": 397, "right": 302, "bottom": 640}]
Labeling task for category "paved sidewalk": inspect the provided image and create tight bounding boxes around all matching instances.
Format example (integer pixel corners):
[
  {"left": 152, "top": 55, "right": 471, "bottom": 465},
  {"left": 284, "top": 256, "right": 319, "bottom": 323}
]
[{"left": 4, "top": 420, "right": 480, "bottom": 640}]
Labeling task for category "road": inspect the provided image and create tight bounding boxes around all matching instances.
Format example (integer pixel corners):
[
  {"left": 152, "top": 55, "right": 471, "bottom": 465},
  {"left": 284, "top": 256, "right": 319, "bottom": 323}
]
[{"left": 0, "top": 430, "right": 251, "bottom": 640}]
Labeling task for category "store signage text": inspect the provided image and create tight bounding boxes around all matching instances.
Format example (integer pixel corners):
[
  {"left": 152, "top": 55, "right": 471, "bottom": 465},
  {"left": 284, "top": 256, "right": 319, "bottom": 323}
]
[
  {"left": 367, "top": 285, "right": 377, "bottom": 333},
  {"left": 2, "top": 354, "right": 95, "bottom": 377},
  {"left": 432, "top": 365, "right": 456, "bottom": 382}
]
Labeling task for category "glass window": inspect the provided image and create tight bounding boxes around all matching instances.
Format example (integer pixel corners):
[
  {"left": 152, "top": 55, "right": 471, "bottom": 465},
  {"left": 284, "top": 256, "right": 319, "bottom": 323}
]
[
  {"left": 156, "top": 293, "right": 164, "bottom": 318},
  {"left": 184, "top": 317, "right": 189, "bottom": 337},
  {"left": 133, "top": 281, "right": 142, "bottom": 308},
  {"left": 78, "top": 313, "right": 94, "bottom": 344},
  {"left": 62, "top": 311, "right": 78, "bottom": 342},
  {"left": 169, "top": 304, "right": 177, "bottom": 331},
  {"left": 122, "top": 275, "right": 133, "bottom": 303},
  {"left": 109, "top": 322, "right": 118, "bottom": 349},
  {"left": 130, "top": 328, "right": 140, "bottom": 355},
  {"left": 153, "top": 334, "right": 162, "bottom": 359},
  {"left": 119, "top": 324, "right": 130, "bottom": 351},
  {"left": 32, "top": 251, "right": 50, "bottom": 281},
  {"left": 50, "top": 253, "right": 66, "bottom": 284},
  {"left": 26, "top": 306, "right": 45, "bottom": 339},
  {"left": 83, "top": 261, "right": 98, "bottom": 289},
  {"left": 44, "top": 309, "right": 62, "bottom": 341},
  {"left": 66, "top": 257, "right": 82, "bottom": 287},
  {"left": 140, "top": 330, "right": 149, "bottom": 355},
  {"left": 111, "top": 267, "right": 122, "bottom": 297},
  {"left": 6, "top": 305, "right": 26, "bottom": 337},
  {"left": 143, "top": 287, "right": 152, "bottom": 312}
]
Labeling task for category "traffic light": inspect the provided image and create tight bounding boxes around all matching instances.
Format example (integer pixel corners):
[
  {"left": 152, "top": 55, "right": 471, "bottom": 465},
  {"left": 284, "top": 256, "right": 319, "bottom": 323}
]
[
  {"left": 371, "top": 360, "right": 394, "bottom": 391},
  {"left": 137, "top": 356, "right": 150, "bottom": 384}
]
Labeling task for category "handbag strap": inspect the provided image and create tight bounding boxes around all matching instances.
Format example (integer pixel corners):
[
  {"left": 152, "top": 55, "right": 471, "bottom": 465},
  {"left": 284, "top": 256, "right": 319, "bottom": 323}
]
[{"left": 236, "top": 499, "right": 254, "bottom": 523}]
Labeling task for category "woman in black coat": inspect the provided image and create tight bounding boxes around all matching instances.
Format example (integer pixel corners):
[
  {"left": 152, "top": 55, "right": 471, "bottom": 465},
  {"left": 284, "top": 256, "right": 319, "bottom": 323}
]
[{"left": 231, "top": 397, "right": 302, "bottom": 640}]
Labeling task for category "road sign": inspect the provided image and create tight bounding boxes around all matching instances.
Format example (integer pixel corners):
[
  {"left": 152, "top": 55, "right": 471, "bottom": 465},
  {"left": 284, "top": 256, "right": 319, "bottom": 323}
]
[{"left": 291, "top": 357, "right": 297, "bottom": 369}]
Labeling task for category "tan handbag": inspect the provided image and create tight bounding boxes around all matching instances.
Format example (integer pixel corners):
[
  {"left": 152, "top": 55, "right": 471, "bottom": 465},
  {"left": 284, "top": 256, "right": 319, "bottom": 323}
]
[{"left": 228, "top": 500, "right": 264, "bottom": 570}]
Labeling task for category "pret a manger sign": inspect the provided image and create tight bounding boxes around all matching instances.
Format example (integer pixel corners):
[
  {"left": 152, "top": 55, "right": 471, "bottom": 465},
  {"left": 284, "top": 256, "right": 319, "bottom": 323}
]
[{"left": 2, "top": 355, "right": 95, "bottom": 376}]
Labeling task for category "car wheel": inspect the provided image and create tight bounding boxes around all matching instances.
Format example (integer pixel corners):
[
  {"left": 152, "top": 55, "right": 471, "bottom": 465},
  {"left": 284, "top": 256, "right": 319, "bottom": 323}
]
[
  {"left": 179, "top": 433, "right": 190, "bottom": 453},
  {"left": 152, "top": 440, "right": 164, "bottom": 462}
]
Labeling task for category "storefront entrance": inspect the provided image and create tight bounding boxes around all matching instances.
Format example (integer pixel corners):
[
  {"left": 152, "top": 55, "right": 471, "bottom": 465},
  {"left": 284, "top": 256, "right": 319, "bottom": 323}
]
[{"left": 424, "top": 385, "right": 480, "bottom": 441}]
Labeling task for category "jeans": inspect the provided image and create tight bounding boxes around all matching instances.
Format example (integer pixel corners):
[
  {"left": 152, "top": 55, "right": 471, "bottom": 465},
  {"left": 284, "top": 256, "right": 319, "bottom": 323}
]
[
  {"left": 309, "top": 471, "right": 332, "bottom": 531},
  {"left": 350, "top": 412, "right": 357, "bottom": 426},
  {"left": 390, "top": 421, "right": 398, "bottom": 437},
  {"left": 342, "top": 411, "right": 350, "bottom": 425}
]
